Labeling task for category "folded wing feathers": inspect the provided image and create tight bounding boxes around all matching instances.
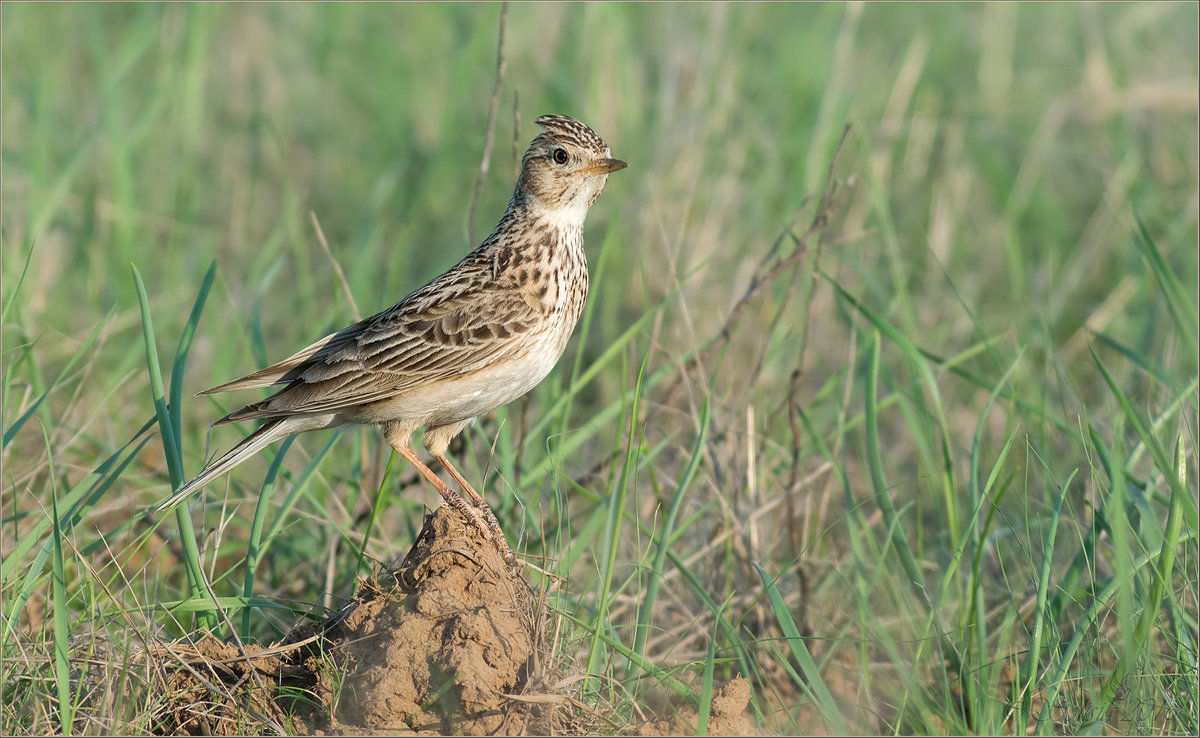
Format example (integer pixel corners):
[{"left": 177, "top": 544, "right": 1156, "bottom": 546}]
[{"left": 199, "top": 278, "right": 542, "bottom": 421}]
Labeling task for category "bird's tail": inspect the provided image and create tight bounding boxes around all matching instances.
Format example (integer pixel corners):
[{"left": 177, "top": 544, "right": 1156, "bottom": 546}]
[{"left": 153, "top": 418, "right": 288, "bottom": 514}]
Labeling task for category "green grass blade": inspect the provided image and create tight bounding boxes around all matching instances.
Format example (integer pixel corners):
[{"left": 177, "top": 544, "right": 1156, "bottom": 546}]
[
  {"left": 561, "top": 610, "right": 697, "bottom": 701},
  {"left": 1090, "top": 345, "right": 1199, "bottom": 533},
  {"left": 153, "top": 595, "right": 310, "bottom": 617},
  {"left": 3, "top": 383, "right": 48, "bottom": 451},
  {"left": 753, "top": 561, "right": 846, "bottom": 734},
  {"left": 2, "top": 427, "right": 152, "bottom": 646},
  {"left": 832, "top": 276, "right": 966, "bottom": 550},
  {"left": 862, "top": 328, "right": 968, "bottom": 704},
  {"left": 696, "top": 635, "right": 716, "bottom": 736},
  {"left": 47, "top": 433, "right": 75, "bottom": 736},
  {"left": 132, "top": 265, "right": 182, "bottom": 486},
  {"left": 1035, "top": 527, "right": 1200, "bottom": 735},
  {"left": 242, "top": 436, "right": 295, "bottom": 638},
  {"left": 1126, "top": 375, "right": 1200, "bottom": 476},
  {"left": 556, "top": 492, "right": 611, "bottom": 577},
  {"left": 1045, "top": 426, "right": 1109, "bottom": 625},
  {"left": 1131, "top": 214, "right": 1198, "bottom": 353},
  {"left": 27, "top": 123, "right": 99, "bottom": 248},
  {"left": 587, "top": 354, "right": 647, "bottom": 681},
  {"left": 169, "top": 259, "right": 218, "bottom": 450},
  {"left": 3, "top": 313, "right": 109, "bottom": 450},
  {"left": 1, "top": 241, "right": 36, "bottom": 328},
  {"left": 264, "top": 431, "right": 342, "bottom": 551},
  {"left": 969, "top": 464, "right": 1015, "bottom": 727},
  {"left": 1090, "top": 329, "right": 1185, "bottom": 394},
  {"left": 1166, "top": 437, "right": 1198, "bottom": 732},
  {"left": 529, "top": 288, "right": 666, "bottom": 451},
  {"left": 1018, "top": 469, "right": 1074, "bottom": 733},
  {"left": 1, "top": 417, "right": 152, "bottom": 563},
  {"left": 669, "top": 549, "right": 760, "bottom": 691},
  {"left": 633, "top": 396, "right": 710, "bottom": 664},
  {"left": 556, "top": 216, "right": 622, "bottom": 443},
  {"left": 132, "top": 263, "right": 216, "bottom": 631},
  {"left": 864, "top": 331, "right": 928, "bottom": 609},
  {"left": 794, "top": 403, "right": 872, "bottom": 568},
  {"left": 956, "top": 430, "right": 1015, "bottom": 723},
  {"left": 920, "top": 348, "right": 1079, "bottom": 439},
  {"left": 357, "top": 451, "right": 397, "bottom": 576},
  {"left": 828, "top": 276, "right": 953, "bottom": 436},
  {"left": 956, "top": 349, "right": 1021, "bottom": 719},
  {"left": 1094, "top": 434, "right": 1188, "bottom": 719}
]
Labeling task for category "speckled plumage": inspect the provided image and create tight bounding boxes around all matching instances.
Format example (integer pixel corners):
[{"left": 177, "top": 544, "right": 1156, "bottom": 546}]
[{"left": 156, "top": 114, "right": 625, "bottom": 561}]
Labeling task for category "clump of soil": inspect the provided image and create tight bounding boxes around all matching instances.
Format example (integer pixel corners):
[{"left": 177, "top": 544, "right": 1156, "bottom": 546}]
[
  {"left": 295, "top": 506, "right": 539, "bottom": 734},
  {"left": 632, "top": 677, "right": 756, "bottom": 736},
  {"left": 154, "top": 507, "right": 554, "bottom": 736}
]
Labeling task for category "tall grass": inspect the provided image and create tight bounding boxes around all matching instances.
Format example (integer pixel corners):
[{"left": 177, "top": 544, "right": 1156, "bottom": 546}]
[{"left": 3, "top": 2, "right": 1197, "bottom": 734}]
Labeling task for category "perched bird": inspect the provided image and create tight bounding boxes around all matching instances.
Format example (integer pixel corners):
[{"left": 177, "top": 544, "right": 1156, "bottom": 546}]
[{"left": 155, "top": 114, "right": 626, "bottom": 563}]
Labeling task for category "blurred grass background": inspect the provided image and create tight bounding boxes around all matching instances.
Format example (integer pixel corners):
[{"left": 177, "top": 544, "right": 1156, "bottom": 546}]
[{"left": 2, "top": 2, "right": 1197, "bottom": 734}]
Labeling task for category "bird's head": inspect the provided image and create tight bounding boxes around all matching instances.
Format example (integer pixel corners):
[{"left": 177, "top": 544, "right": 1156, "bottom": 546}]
[{"left": 516, "top": 114, "right": 627, "bottom": 220}]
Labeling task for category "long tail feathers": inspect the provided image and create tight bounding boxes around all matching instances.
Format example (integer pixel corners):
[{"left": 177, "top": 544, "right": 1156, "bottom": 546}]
[{"left": 153, "top": 418, "right": 288, "bottom": 514}]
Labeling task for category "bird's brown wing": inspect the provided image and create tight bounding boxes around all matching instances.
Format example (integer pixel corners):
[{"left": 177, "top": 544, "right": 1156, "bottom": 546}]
[{"left": 205, "top": 252, "right": 546, "bottom": 425}]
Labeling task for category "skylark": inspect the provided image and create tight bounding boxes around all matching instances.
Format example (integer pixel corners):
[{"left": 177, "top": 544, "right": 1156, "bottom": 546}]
[{"left": 155, "top": 114, "right": 626, "bottom": 563}]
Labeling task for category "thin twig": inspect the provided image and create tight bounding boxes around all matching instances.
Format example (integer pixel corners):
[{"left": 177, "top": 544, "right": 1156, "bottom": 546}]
[
  {"left": 309, "top": 211, "right": 360, "bottom": 321},
  {"left": 786, "top": 367, "right": 803, "bottom": 557},
  {"left": 468, "top": 2, "right": 508, "bottom": 246}
]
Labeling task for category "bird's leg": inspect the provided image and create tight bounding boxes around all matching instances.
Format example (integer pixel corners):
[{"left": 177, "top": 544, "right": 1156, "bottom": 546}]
[
  {"left": 383, "top": 427, "right": 494, "bottom": 544},
  {"left": 435, "top": 454, "right": 513, "bottom": 566},
  {"left": 433, "top": 453, "right": 507, "bottom": 547}
]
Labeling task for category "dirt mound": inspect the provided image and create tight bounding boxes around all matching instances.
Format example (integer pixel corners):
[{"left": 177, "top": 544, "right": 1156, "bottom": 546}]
[
  {"left": 298, "top": 507, "right": 538, "bottom": 734},
  {"left": 155, "top": 507, "right": 555, "bottom": 736}
]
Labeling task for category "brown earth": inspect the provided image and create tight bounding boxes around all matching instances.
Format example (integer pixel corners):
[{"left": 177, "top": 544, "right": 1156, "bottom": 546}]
[
  {"left": 295, "top": 506, "right": 541, "bottom": 735},
  {"left": 150, "top": 506, "right": 755, "bottom": 736}
]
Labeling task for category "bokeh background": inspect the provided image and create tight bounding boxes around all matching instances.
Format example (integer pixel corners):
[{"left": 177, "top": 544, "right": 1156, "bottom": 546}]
[{"left": 3, "top": 2, "right": 1197, "bottom": 734}]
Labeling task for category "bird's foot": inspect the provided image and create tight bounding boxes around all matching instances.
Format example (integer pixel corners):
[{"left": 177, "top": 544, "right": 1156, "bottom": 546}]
[
  {"left": 442, "top": 491, "right": 493, "bottom": 538},
  {"left": 475, "top": 499, "right": 515, "bottom": 567},
  {"left": 443, "top": 492, "right": 515, "bottom": 567}
]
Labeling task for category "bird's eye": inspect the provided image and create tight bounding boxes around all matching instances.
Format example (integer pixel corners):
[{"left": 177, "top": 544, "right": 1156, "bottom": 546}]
[{"left": 552, "top": 148, "right": 569, "bottom": 165}]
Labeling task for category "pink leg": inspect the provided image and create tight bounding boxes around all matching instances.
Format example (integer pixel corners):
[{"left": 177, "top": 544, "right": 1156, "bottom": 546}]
[{"left": 383, "top": 426, "right": 493, "bottom": 543}]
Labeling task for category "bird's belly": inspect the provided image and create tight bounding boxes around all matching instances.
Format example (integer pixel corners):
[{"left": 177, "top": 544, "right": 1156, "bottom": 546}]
[{"left": 355, "top": 341, "right": 565, "bottom": 429}]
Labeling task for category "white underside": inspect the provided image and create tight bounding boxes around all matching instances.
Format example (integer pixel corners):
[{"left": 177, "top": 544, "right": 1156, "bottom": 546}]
[{"left": 347, "top": 338, "right": 564, "bottom": 430}]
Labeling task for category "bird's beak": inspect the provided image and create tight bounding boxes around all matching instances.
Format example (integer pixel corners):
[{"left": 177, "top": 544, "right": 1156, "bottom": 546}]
[{"left": 586, "top": 158, "right": 628, "bottom": 176}]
